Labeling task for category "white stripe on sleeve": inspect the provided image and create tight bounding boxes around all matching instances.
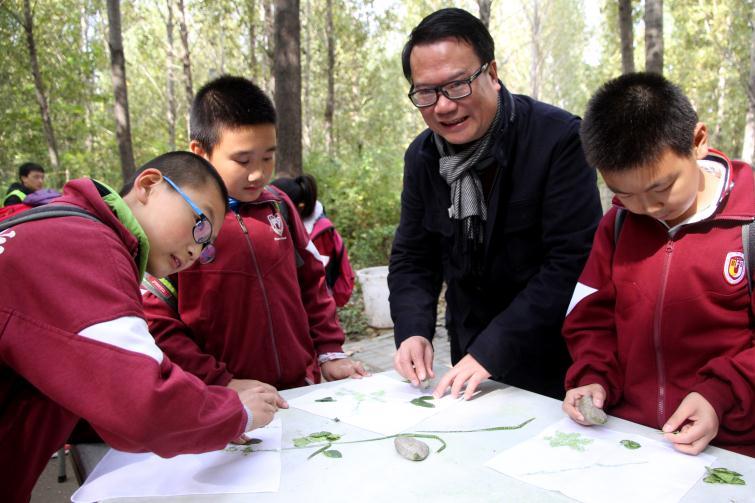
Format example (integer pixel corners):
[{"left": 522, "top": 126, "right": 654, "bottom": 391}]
[
  {"left": 305, "top": 239, "right": 330, "bottom": 267},
  {"left": 78, "top": 316, "right": 164, "bottom": 364},
  {"left": 565, "top": 282, "right": 598, "bottom": 317}
]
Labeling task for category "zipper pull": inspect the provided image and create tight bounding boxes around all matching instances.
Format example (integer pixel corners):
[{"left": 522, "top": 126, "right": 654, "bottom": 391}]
[{"left": 234, "top": 212, "right": 248, "bottom": 234}]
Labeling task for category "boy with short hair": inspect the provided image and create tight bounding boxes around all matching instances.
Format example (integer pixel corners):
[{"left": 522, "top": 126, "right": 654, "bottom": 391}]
[
  {"left": 143, "top": 76, "right": 366, "bottom": 394},
  {"left": 4, "top": 162, "right": 45, "bottom": 206},
  {"left": 562, "top": 73, "right": 755, "bottom": 457},
  {"left": 1, "top": 151, "right": 283, "bottom": 503}
]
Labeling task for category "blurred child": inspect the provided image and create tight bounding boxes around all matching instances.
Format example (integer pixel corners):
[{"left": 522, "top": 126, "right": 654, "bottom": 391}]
[
  {"left": 143, "top": 76, "right": 367, "bottom": 396},
  {"left": 270, "top": 174, "right": 355, "bottom": 307},
  {"left": 0, "top": 151, "right": 284, "bottom": 502},
  {"left": 562, "top": 73, "right": 755, "bottom": 457},
  {"left": 3, "top": 162, "right": 46, "bottom": 206}
]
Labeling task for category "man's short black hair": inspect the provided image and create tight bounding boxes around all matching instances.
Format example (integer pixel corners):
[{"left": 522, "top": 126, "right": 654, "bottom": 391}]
[
  {"left": 190, "top": 75, "right": 276, "bottom": 154},
  {"left": 581, "top": 72, "right": 698, "bottom": 173},
  {"left": 119, "top": 151, "right": 229, "bottom": 212},
  {"left": 401, "top": 8, "right": 495, "bottom": 82},
  {"left": 19, "top": 162, "right": 44, "bottom": 179}
]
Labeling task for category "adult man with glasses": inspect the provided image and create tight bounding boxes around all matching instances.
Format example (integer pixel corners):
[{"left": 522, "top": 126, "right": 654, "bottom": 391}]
[{"left": 389, "top": 8, "right": 602, "bottom": 401}]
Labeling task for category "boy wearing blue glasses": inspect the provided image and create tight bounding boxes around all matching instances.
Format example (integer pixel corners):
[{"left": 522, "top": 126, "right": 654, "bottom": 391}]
[
  {"left": 143, "top": 76, "right": 367, "bottom": 395},
  {"left": 0, "top": 152, "right": 284, "bottom": 502}
]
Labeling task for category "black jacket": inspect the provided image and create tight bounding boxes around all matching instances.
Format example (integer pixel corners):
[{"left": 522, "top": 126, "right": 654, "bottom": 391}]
[
  {"left": 388, "top": 85, "right": 602, "bottom": 399},
  {"left": 3, "top": 182, "right": 32, "bottom": 206}
]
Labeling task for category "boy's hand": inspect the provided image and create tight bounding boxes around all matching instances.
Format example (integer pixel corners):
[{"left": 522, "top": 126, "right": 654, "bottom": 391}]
[
  {"left": 394, "top": 336, "right": 435, "bottom": 387},
  {"left": 320, "top": 358, "right": 369, "bottom": 381},
  {"left": 237, "top": 386, "right": 283, "bottom": 430},
  {"left": 563, "top": 384, "right": 606, "bottom": 425},
  {"left": 432, "top": 354, "right": 491, "bottom": 400},
  {"left": 662, "top": 392, "right": 719, "bottom": 455},
  {"left": 228, "top": 379, "right": 288, "bottom": 409}
]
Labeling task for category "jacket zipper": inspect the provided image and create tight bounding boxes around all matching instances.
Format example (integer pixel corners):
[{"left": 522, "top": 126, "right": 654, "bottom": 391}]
[
  {"left": 653, "top": 238, "right": 674, "bottom": 427},
  {"left": 234, "top": 211, "right": 282, "bottom": 381}
]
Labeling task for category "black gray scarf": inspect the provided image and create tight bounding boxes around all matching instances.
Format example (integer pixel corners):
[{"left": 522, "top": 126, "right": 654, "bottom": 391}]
[{"left": 434, "top": 97, "right": 502, "bottom": 274}]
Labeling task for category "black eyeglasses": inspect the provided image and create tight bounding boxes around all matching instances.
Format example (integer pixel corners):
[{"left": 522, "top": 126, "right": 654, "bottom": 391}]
[
  {"left": 163, "top": 176, "right": 216, "bottom": 264},
  {"left": 408, "top": 62, "right": 490, "bottom": 108}
]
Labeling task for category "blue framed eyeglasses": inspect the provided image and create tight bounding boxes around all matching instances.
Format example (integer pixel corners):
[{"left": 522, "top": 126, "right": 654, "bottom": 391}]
[{"left": 163, "top": 176, "right": 216, "bottom": 264}]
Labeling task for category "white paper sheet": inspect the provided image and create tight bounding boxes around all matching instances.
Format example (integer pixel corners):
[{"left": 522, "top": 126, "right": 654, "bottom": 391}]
[
  {"left": 71, "top": 418, "right": 282, "bottom": 502},
  {"left": 486, "top": 417, "right": 715, "bottom": 503},
  {"left": 287, "top": 374, "right": 461, "bottom": 435}
]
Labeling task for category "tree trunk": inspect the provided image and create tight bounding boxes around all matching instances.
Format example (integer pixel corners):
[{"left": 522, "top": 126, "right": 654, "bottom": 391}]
[
  {"left": 81, "top": 1, "right": 95, "bottom": 159},
  {"left": 21, "top": 0, "right": 61, "bottom": 177},
  {"left": 618, "top": 0, "right": 635, "bottom": 74},
  {"left": 324, "top": 0, "right": 335, "bottom": 154},
  {"left": 106, "top": 0, "right": 136, "bottom": 182},
  {"left": 247, "top": 0, "right": 258, "bottom": 82},
  {"left": 713, "top": 67, "right": 726, "bottom": 146},
  {"left": 264, "top": 0, "right": 276, "bottom": 94},
  {"left": 273, "top": 0, "right": 303, "bottom": 176},
  {"left": 165, "top": 0, "right": 177, "bottom": 150},
  {"left": 477, "top": 0, "right": 492, "bottom": 29},
  {"left": 644, "top": 0, "right": 663, "bottom": 75},
  {"left": 742, "top": 5, "right": 755, "bottom": 164},
  {"left": 528, "top": 0, "right": 541, "bottom": 100},
  {"left": 177, "top": 0, "right": 193, "bottom": 137}
]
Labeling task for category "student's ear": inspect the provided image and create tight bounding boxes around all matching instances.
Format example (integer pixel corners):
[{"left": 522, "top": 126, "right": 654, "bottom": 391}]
[
  {"left": 131, "top": 169, "right": 164, "bottom": 205},
  {"left": 190, "top": 140, "right": 210, "bottom": 161},
  {"left": 692, "top": 123, "right": 709, "bottom": 160},
  {"left": 487, "top": 60, "right": 501, "bottom": 92}
]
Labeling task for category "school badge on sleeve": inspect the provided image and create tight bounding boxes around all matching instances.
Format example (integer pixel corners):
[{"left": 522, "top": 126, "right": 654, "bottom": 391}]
[{"left": 723, "top": 251, "right": 745, "bottom": 285}]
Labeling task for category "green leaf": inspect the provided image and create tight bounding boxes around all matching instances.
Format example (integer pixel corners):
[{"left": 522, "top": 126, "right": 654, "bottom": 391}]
[
  {"left": 703, "top": 466, "right": 747, "bottom": 485},
  {"left": 293, "top": 437, "right": 314, "bottom": 448},
  {"left": 315, "top": 396, "right": 336, "bottom": 402},
  {"left": 323, "top": 449, "right": 342, "bottom": 458},
  {"left": 704, "top": 475, "right": 726, "bottom": 484},
  {"left": 310, "top": 431, "right": 333, "bottom": 439},
  {"left": 712, "top": 467, "right": 742, "bottom": 477},
  {"left": 619, "top": 439, "right": 641, "bottom": 449},
  {"left": 410, "top": 397, "right": 436, "bottom": 408}
]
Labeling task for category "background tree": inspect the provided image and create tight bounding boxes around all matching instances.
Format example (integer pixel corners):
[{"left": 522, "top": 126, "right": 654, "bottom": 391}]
[
  {"left": 477, "top": 0, "right": 492, "bottom": 29},
  {"left": 645, "top": 0, "right": 663, "bottom": 74},
  {"left": 742, "top": 4, "right": 755, "bottom": 164},
  {"left": 274, "top": 0, "right": 303, "bottom": 175},
  {"left": 618, "top": 0, "right": 635, "bottom": 74},
  {"left": 106, "top": 0, "right": 136, "bottom": 181}
]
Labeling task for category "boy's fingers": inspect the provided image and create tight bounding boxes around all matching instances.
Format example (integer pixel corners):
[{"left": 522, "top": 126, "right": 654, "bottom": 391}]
[
  {"left": 662, "top": 404, "right": 690, "bottom": 433},
  {"left": 423, "top": 344, "right": 435, "bottom": 379},
  {"left": 464, "top": 374, "right": 482, "bottom": 401},
  {"left": 433, "top": 371, "right": 453, "bottom": 399},
  {"left": 449, "top": 370, "right": 469, "bottom": 399},
  {"left": 590, "top": 386, "right": 606, "bottom": 408},
  {"left": 394, "top": 350, "right": 420, "bottom": 385},
  {"left": 409, "top": 345, "right": 429, "bottom": 382}
]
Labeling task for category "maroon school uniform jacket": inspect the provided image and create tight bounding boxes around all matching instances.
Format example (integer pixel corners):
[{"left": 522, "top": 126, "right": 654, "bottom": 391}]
[
  {"left": 564, "top": 150, "right": 755, "bottom": 457},
  {"left": 143, "top": 187, "right": 345, "bottom": 390},
  {"left": 0, "top": 179, "right": 249, "bottom": 503}
]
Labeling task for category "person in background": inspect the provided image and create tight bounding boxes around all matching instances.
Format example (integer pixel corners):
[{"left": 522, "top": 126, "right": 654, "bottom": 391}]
[
  {"left": 270, "top": 174, "right": 356, "bottom": 307},
  {"left": 3, "top": 162, "right": 46, "bottom": 206}
]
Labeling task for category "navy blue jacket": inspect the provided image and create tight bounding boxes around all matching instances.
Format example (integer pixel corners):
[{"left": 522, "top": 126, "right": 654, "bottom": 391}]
[{"left": 388, "top": 85, "right": 602, "bottom": 399}]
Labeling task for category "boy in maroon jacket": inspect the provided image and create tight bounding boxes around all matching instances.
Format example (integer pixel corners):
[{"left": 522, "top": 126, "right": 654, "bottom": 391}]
[
  {"left": 563, "top": 73, "right": 755, "bottom": 457},
  {"left": 0, "top": 152, "right": 283, "bottom": 503},
  {"left": 143, "top": 76, "right": 367, "bottom": 394}
]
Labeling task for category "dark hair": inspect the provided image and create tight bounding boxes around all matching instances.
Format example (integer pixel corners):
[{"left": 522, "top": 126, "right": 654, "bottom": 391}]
[
  {"left": 190, "top": 75, "right": 276, "bottom": 154},
  {"left": 402, "top": 8, "right": 494, "bottom": 82},
  {"left": 270, "top": 174, "right": 318, "bottom": 218},
  {"left": 19, "top": 162, "right": 44, "bottom": 179},
  {"left": 119, "top": 151, "right": 229, "bottom": 212},
  {"left": 581, "top": 72, "right": 698, "bottom": 173}
]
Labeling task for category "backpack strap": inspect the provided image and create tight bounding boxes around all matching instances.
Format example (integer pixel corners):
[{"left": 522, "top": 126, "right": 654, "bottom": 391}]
[
  {"left": 742, "top": 221, "right": 755, "bottom": 297},
  {"left": 141, "top": 273, "right": 179, "bottom": 312},
  {"left": 613, "top": 207, "right": 626, "bottom": 245},
  {"left": 0, "top": 204, "right": 100, "bottom": 231},
  {"left": 266, "top": 185, "right": 304, "bottom": 268}
]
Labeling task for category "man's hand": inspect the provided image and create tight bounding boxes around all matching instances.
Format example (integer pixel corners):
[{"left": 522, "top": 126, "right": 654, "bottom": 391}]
[
  {"left": 228, "top": 378, "right": 288, "bottom": 409},
  {"left": 662, "top": 392, "right": 719, "bottom": 455},
  {"left": 320, "top": 358, "right": 369, "bottom": 381},
  {"left": 432, "top": 354, "right": 490, "bottom": 400},
  {"left": 563, "top": 384, "right": 606, "bottom": 425},
  {"left": 394, "top": 336, "right": 435, "bottom": 387}
]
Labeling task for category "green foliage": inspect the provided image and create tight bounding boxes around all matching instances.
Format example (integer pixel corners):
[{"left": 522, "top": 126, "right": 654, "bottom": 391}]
[{"left": 703, "top": 466, "right": 746, "bottom": 485}]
